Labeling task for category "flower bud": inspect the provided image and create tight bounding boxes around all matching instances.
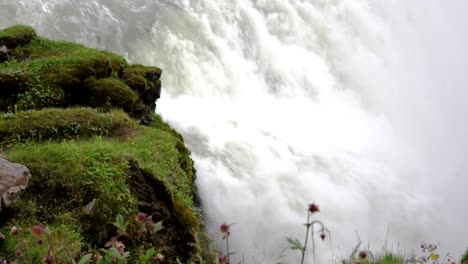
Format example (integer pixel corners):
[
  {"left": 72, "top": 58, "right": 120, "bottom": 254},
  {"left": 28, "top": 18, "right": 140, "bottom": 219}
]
[
  {"left": 31, "top": 225, "right": 43, "bottom": 238},
  {"left": 308, "top": 203, "right": 320, "bottom": 214},
  {"left": 10, "top": 226, "right": 19, "bottom": 235},
  {"left": 220, "top": 223, "right": 230, "bottom": 236}
]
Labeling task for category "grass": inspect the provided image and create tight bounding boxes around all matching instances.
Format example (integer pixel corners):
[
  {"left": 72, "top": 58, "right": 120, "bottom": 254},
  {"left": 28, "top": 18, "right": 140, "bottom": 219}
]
[
  {"left": 0, "top": 113, "right": 204, "bottom": 262},
  {"left": 0, "top": 107, "right": 138, "bottom": 144}
]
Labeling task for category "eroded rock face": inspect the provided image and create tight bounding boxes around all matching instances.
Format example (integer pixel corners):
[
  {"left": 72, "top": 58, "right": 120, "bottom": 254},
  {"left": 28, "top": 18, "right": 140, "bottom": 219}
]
[{"left": 0, "top": 157, "right": 31, "bottom": 210}]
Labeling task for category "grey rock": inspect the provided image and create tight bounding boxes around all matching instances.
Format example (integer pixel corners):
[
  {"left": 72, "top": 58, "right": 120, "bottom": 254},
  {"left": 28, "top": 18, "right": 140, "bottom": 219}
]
[
  {"left": 0, "top": 157, "right": 31, "bottom": 210},
  {"left": 0, "top": 45, "right": 9, "bottom": 62}
]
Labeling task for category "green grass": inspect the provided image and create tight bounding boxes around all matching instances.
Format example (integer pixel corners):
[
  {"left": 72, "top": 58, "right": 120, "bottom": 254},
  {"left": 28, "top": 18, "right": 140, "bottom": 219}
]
[
  {"left": 0, "top": 112, "right": 201, "bottom": 262},
  {"left": 0, "top": 107, "right": 138, "bottom": 144}
]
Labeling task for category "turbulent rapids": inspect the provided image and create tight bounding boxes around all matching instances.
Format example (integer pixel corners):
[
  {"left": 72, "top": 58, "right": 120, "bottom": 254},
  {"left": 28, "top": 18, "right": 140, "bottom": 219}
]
[{"left": 1, "top": 0, "right": 467, "bottom": 263}]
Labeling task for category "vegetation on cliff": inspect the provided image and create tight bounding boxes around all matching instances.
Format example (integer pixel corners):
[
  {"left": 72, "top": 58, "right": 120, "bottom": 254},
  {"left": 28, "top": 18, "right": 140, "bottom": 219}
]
[{"left": 0, "top": 25, "right": 215, "bottom": 263}]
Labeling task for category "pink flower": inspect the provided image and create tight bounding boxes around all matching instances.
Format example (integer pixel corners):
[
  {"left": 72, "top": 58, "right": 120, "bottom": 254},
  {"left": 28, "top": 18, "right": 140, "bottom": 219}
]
[
  {"left": 135, "top": 212, "right": 150, "bottom": 223},
  {"left": 31, "top": 225, "right": 43, "bottom": 238}
]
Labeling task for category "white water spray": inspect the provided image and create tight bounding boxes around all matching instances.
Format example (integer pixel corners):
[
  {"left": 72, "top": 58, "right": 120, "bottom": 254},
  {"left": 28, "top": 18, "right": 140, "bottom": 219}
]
[{"left": 1, "top": 0, "right": 467, "bottom": 263}]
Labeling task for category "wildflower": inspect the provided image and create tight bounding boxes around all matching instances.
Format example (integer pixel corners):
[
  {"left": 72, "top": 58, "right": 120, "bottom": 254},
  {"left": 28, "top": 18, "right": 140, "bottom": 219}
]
[
  {"left": 115, "top": 241, "right": 125, "bottom": 254},
  {"left": 135, "top": 212, "right": 150, "bottom": 224},
  {"left": 220, "top": 223, "right": 230, "bottom": 236},
  {"left": 219, "top": 255, "right": 228, "bottom": 264},
  {"left": 10, "top": 226, "right": 19, "bottom": 235},
  {"left": 359, "top": 251, "right": 367, "bottom": 259},
  {"left": 42, "top": 254, "right": 53, "bottom": 264},
  {"left": 94, "top": 254, "right": 103, "bottom": 261},
  {"left": 15, "top": 248, "right": 21, "bottom": 257},
  {"left": 31, "top": 225, "right": 43, "bottom": 238},
  {"left": 155, "top": 253, "right": 164, "bottom": 262},
  {"left": 308, "top": 203, "right": 319, "bottom": 214},
  {"left": 320, "top": 233, "right": 326, "bottom": 240}
]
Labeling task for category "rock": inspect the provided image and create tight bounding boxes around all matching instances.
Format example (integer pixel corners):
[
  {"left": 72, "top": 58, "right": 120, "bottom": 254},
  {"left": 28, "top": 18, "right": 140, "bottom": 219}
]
[
  {"left": 0, "top": 157, "right": 31, "bottom": 210},
  {"left": 0, "top": 45, "right": 9, "bottom": 62},
  {"left": 0, "top": 25, "right": 37, "bottom": 48}
]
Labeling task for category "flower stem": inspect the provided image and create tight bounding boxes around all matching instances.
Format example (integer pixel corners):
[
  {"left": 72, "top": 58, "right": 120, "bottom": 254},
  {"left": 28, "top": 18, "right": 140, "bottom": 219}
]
[
  {"left": 227, "top": 234, "right": 230, "bottom": 264},
  {"left": 301, "top": 211, "right": 311, "bottom": 264}
]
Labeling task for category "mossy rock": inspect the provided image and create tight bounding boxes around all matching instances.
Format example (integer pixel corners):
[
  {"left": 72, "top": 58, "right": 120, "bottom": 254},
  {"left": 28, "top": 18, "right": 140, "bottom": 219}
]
[
  {"left": 0, "top": 25, "right": 162, "bottom": 123},
  {"left": 123, "top": 64, "right": 162, "bottom": 93},
  {"left": 84, "top": 78, "right": 137, "bottom": 112},
  {"left": 123, "top": 64, "right": 162, "bottom": 124},
  {"left": 0, "top": 25, "right": 215, "bottom": 263},
  {"left": 0, "top": 25, "right": 37, "bottom": 48}
]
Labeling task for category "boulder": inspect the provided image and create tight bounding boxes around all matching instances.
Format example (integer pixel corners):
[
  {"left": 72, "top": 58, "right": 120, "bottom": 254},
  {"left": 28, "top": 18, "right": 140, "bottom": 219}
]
[
  {"left": 0, "top": 45, "right": 9, "bottom": 62},
  {"left": 0, "top": 157, "right": 31, "bottom": 210}
]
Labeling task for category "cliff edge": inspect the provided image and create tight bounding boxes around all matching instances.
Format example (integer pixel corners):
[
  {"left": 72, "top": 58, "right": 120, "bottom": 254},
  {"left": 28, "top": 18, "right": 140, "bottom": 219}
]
[{"left": 0, "top": 25, "right": 215, "bottom": 263}]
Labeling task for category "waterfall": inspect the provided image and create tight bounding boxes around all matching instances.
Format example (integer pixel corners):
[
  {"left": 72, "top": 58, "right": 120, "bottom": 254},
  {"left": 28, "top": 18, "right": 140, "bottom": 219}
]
[{"left": 2, "top": 0, "right": 467, "bottom": 262}]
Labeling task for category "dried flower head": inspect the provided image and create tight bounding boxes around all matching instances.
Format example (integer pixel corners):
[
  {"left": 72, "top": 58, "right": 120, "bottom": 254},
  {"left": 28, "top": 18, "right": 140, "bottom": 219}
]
[
  {"left": 31, "top": 225, "right": 43, "bottom": 238},
  {"left": 10, "top": 226, "right": 19, "bottom": 235},
  {"left": 219, "top": 255, "right": 228, "bottom": 264},
  {"left": 115, "top": 241, "right": 125, "bottom": 254},
  {"left": 359, "top": 251, "right": 367, "bottom": 259},
  {"left": 155, "top": 253, "right": 165, "bottom": 262},
  {"left": 320, "top": 233, "right": 326, "bottom": 240},
  {"left": 42, "top": 254, "right": 54, "bottom": 264},
  {"left": 308, "top": 203, "right": 320, "bottom": 214},
  {"left": 135, "top": 212, "right": 150, "bottom": 224},
  {"left": 94, "top": 254, "right": 103, "bottom": 261},
  {"left": 220, "top": 223, "right": 230, "bottom": 236}
]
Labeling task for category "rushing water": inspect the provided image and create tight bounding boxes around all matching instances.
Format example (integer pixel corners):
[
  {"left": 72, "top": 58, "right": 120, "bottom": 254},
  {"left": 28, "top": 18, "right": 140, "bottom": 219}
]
[{"left": 1, "top": 1, "right": 468, "bottom": 263}]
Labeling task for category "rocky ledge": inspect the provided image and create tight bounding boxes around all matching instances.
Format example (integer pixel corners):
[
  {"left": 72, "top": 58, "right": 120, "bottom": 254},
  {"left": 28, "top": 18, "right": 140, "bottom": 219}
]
[{"left": 0, "top": 25, "right": 215, "bottom": 263}]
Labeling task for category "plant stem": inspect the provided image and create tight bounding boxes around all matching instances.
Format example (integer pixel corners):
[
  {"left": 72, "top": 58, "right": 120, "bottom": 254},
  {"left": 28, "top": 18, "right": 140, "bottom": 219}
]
[
  {"left": 226, "top": 234, "right": 230, "bottom": 264},
  {"left": 301, "top": 211, "right": 311, "bottom": 264},
  {"left": 312, "top": 227, "right": 316, "bottom": 264}
]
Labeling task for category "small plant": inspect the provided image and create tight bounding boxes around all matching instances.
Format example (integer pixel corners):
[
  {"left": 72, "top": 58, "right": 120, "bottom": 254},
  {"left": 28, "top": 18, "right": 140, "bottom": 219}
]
[
  {"left": 286, "top": 202, "right": 330, "bottom": 264},
  {"left": 218, "top": 223, "right": 234, "bottom": 264},
  {"left": 407, "top": 242, "right": 456, "bottom": 264},
  {"left": 99, "top": 213, "right": 165, "bottom": 264},
  {"left": 3, "top": 224, "right": 84, "bottom": 263}
]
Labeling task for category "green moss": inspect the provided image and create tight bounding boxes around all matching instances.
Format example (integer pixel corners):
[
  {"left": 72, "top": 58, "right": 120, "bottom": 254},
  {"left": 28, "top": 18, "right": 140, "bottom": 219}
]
[
  {"left": 0, "top": 36, "right": 130, "bottom": 112},
  {"left": 462, "top": 249, "right": 468, "bottom": 264},
  {"left": 84, "top": 78, "right": 137, "bottom": 111},
  {"left": 0, "top": 108, "right": 137, "bottom": 144},
  {"left": 0, "top": 25, "right": 37, "bottom": 48},
  {"left": 123, "top": 64, "right": 162, "bottom": 92}
]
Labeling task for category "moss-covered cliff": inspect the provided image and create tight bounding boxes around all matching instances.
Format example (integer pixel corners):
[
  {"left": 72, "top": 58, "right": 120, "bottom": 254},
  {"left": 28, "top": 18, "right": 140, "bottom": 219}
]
[{"left": 0, "top": 25, "right": 215, "bottom": 263}]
